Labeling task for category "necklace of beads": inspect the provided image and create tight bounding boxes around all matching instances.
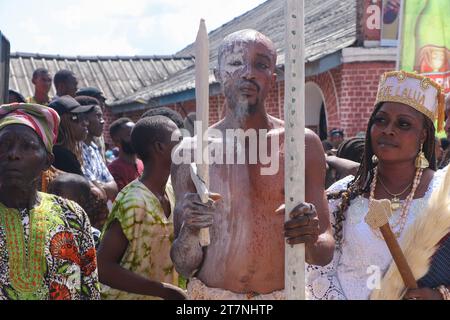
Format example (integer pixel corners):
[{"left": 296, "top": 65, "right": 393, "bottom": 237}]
[{"left": 369, "top": 167, "right": 423, "bottom": 239}]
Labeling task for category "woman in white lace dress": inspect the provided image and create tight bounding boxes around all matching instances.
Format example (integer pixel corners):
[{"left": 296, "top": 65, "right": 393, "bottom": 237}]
[{"left": 306, "top": 71, "right": 450, "bottom": 300}]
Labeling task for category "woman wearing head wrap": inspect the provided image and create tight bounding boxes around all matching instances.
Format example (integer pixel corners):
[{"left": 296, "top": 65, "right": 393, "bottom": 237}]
[
  {"left": 0, "top": 103, "right": 100, "bottom": 300},
  {"left": 306, "top": 71, "right": 449, "bottom": 300}
]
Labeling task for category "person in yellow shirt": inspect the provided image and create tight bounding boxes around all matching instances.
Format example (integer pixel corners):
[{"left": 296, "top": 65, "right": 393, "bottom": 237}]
[{"left": 26, "top": 68, "right": 52, "bottom": 105}]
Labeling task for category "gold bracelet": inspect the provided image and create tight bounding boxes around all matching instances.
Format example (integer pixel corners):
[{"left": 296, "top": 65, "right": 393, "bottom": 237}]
[{"left": 436, "top": 285, "right": 450, "bottom": 300}]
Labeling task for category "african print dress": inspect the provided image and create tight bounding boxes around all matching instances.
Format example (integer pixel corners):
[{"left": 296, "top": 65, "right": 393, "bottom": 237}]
[{"left": 0, "top": 193, "right": 100, "bottom": 300}]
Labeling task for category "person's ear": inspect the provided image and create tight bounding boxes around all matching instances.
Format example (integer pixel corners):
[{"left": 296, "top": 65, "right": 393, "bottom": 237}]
[{"left": 154, "top": 141, "right": 165, "bottom": 155}]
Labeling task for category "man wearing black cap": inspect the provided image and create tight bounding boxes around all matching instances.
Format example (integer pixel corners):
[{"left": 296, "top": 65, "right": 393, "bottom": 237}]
[
  {"left": 49, "top": 95, "right": 94, "bottom": 117},
  {"left": 76, "top": 87, "right": 107, "bottom": 107}
]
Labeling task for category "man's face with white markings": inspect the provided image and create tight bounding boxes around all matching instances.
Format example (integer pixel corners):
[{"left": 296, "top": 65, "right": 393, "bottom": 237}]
[{"left": 217, "top": 31, "right": 277, "bottom": 118}]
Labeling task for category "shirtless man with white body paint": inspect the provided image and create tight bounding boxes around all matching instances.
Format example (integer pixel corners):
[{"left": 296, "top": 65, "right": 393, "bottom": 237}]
[{"left": 170, "top": 29, "right": 334, "bottom": 299}]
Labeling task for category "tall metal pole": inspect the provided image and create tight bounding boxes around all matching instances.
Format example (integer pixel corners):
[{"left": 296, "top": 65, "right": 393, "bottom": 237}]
[{"left": 284, "top": 0, "right": 306, "bottom": 300}]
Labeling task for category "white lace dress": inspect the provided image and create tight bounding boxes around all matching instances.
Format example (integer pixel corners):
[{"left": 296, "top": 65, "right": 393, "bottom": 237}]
[{"left": 306, "top": 169, "right": 445, "bottom": 300}]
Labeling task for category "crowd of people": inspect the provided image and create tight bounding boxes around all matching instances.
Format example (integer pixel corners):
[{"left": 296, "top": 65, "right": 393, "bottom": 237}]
[{"left": 0, "top": 29, "right": 449, "bottom": 300}]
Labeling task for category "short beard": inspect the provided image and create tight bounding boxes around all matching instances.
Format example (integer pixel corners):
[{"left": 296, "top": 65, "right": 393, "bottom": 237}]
[{"left": 228, "top": 96, "right": 259, "bottom": 123}]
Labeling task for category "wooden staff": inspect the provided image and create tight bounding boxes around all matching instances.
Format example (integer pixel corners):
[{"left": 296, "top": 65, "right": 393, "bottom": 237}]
[
  {"left": 365, "top": 199, "right": 418, "bottom": 289},
  {"left": 284, "top": 0, "right": 306, "bottom": 300},
  {"left": 193, "top": 19, "right": 211, "bottom": 247}
]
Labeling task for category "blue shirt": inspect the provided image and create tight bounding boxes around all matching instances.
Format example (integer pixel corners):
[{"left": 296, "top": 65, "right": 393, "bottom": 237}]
[
  {"left": 82, "top": 141, "right": 114, "bottom": 183},
  {"left": 418, "top": 235, "right": 450, "bottom": 288}
]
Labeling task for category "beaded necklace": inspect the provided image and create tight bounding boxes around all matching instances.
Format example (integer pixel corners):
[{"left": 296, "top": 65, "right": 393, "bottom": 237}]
[
  {"left": 0, "top": 197, "right": 49, "bottom": 299},
  {"left": 369, "top": 167, "right": 423, "bottom": 239}
]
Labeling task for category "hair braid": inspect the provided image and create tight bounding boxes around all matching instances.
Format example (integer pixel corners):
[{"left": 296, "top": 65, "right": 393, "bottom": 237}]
[{"left": 56, "top": 114, "right": 84, "bottom": 165}]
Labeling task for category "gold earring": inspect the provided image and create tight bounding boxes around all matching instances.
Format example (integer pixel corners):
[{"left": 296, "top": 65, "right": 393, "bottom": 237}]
[
  {"left": 415, "top": 144, "right": 429, "bottom": 169},
  {"left": 372, "top": 155, "right": 378, "bottom": 164}
]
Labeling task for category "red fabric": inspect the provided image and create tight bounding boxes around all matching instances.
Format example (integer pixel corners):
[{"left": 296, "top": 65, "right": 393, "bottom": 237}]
[{"left": 108, "top": 157, "right": 144, "bottom": 192}]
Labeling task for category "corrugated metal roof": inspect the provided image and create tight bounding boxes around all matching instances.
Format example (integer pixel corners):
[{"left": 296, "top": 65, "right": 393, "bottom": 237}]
[
  {"left": 110, "top": 0, "right": 357, "bottom": 107},
  {"left": 8, "top": 52, "right": 194, "bottom": 104}
]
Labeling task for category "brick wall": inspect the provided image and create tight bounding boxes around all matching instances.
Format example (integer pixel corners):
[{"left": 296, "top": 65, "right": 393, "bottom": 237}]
[
  {"left": 102, "top": 96, "right": 224, "bottom": 145},
  {"left": 163, "top": 96, "right": 225, "bottom": 126},
  {"left": 307, "top": 69, "right": 341, "bottom": 130},
  {"left": 102, "top": 107, "right": 157, "bottom": 146},
  {"left": 102, "top": 107, "right": 116, "bottom": 146},
  {"left": 337, "top": 61, "right": 395, "bottom": 137}
]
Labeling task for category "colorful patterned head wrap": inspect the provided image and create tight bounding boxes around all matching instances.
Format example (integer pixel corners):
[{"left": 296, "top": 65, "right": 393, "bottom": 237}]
[{"left": 0, "top": 103, "right": 60, "bottom": 153}]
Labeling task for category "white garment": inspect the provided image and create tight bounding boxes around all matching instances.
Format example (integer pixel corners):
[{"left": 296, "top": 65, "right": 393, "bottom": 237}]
[{"left": 306, "top": 169, "right": 445, "bottom": 300}]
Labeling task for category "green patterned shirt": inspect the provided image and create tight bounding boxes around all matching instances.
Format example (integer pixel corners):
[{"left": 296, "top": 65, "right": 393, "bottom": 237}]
[{"left": 100, "top": 179, "right": 177, "bottom": 300}]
